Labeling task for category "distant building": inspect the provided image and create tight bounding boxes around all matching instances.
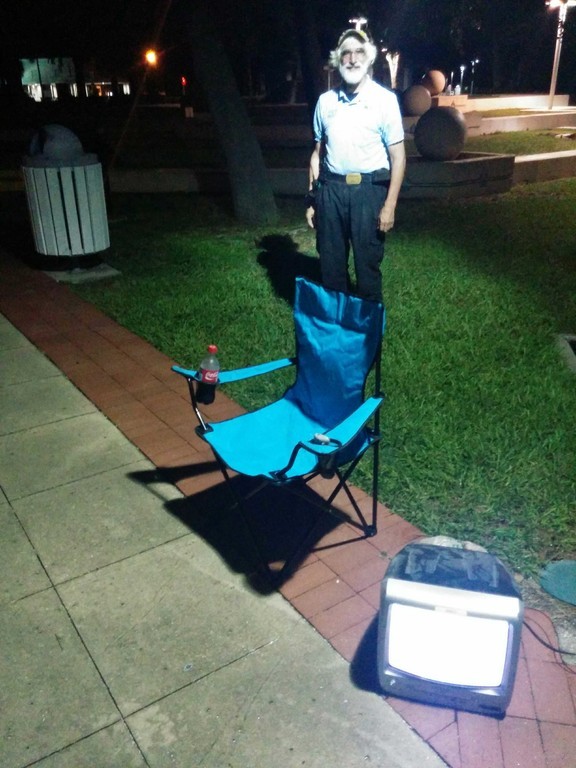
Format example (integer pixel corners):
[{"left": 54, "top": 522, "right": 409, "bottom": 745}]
[{"left": 20, "top": 57, "right": 131, "bottom": 101}]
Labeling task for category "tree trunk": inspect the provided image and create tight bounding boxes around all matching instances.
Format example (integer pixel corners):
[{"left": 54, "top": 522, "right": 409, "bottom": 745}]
[{"left": 187, "top": 18, "right": 278, "bottom": 226}]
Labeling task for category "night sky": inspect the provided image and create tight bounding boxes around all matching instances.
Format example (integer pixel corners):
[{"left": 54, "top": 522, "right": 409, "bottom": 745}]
[{"left": 2, "top": 0, "right": 575, "bottom": 99}]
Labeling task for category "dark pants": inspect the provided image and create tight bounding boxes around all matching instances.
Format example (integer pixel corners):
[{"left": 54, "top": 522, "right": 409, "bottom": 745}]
[{"left": 316, "top": 179, "right": 388, "bottom": 301}]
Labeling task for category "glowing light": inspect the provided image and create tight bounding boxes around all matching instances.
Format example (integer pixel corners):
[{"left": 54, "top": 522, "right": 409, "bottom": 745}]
[{"left": 144, "top": 49, "right": 158, "bottom": 67}]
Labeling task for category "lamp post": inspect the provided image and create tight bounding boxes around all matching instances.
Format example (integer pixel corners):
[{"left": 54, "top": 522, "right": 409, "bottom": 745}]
[
  {"left": 547, "top": 0, "right": 576, "bottom": 110},
  {"left": 470, "top": 59, "right": 479, "bottom": 96},
  {"left": 458, "top": 64, "right": 466, "bottom": 93},
  {"left": 143, "top": 48, "right": 161, "bottom": 101}
]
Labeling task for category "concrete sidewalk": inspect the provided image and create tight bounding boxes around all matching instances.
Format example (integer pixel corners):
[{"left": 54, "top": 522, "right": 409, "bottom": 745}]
[{"left": 0, "top": 309, "right": 446, "bottom": 767}]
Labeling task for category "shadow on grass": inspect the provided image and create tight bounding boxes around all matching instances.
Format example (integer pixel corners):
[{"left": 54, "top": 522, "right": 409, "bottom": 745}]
[
  {"left": 128, "top": 464, "right": 342, "bottom": 596},
  {"left": 256, "top": 233, "right": 321, "bottom": 305}
]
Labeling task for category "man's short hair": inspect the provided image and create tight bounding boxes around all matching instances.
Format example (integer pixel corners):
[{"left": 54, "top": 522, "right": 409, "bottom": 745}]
[{"left": 329, "top": 29, "right": 378, "bottom": 69}]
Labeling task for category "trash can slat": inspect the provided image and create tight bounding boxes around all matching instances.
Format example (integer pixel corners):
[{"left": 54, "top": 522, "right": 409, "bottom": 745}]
[
  {"left": 59, "top": 167, "right": 82, "bottom": 255},
  {"left": 85, "top": 164, "right": 110, "bottom": 252}
]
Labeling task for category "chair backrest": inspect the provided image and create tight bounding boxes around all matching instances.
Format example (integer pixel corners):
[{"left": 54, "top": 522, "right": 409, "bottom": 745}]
[{"left": 286, "top": 278, "right": 385, "bottom": 427}]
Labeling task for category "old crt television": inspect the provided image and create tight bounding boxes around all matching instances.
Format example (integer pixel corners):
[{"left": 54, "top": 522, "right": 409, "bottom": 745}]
[{"left": 377, "top": 543, "right": 524, "bottom": 718}]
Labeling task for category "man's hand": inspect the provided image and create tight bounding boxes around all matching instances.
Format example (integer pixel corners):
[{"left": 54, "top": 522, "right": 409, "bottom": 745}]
[
  {"left": 305, "top": 205, "right": 316, "bottom": 229},
  {"left": 378, "top": 201, "right": 396, "bottom": 233},
  {"left": 379, "top": 141, "right": 406, "bottom": 233},
  {"left": 306, "top": 144, "right": 321, "bottom": 230}
]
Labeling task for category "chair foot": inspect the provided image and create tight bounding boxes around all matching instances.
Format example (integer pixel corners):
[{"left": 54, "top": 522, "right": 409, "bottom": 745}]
[{"left": 365, "top": 525, "right": 377, "bottom": 537}]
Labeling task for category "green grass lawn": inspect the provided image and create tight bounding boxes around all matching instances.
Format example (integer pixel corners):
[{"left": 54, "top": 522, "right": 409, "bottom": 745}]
[{"left": 69, "top": 181, "right": 576, "bottom": 577}]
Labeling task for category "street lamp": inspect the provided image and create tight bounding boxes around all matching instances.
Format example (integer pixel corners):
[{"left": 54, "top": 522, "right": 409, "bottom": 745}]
[
  {"left": 459, "top": 64, "right": 466, "bottom": 93},
  {"left": 547, "top": 0, "right": 576, "bottom": 110},
  {"left": 470, "top": 59, "right": 480, "bottom": 96},
  {"left": 144, "top": 49, "right": 158, "bottom": 67}
]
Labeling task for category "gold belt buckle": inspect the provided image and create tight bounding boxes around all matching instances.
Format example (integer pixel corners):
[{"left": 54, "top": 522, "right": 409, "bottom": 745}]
[{"left": 345, "top": 173, "right": 362, "bottom": 185}]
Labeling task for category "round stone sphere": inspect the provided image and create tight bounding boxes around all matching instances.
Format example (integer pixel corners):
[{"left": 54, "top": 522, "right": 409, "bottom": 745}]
[
  {"left": 414, "top": 106, "right": 467, "bottom": 160},
  {"left": 401, "top": 85, "right": 432, "bottom": 116},
  {"left": 421, "top": 70, "right": 446, "bottom": 96}
]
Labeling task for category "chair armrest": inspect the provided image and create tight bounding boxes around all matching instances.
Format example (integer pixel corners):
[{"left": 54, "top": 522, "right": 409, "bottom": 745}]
[
  {"left": 172, "top": 358, "right": 294, "bottom": 384},
  {"left": 271, "top": 396, "right": 384, "bottom": 481},
  {"left": 303, "top": 396, "right": 384, "bottom": 455}
]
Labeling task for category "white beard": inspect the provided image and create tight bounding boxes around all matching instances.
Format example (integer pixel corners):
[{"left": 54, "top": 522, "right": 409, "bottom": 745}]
[{"left": 338, "top": 59, "right": 370, "bottom": 88}]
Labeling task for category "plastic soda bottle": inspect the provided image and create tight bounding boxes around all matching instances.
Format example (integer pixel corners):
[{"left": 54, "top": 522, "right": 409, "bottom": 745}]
[{"left": 196, "top": 344, "right": 220, "bottom": 404}]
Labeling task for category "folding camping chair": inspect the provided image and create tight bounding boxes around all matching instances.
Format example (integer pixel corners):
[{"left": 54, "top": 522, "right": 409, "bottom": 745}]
[{"left": 172, "top": 277, "right": 386, "bottom": 580}]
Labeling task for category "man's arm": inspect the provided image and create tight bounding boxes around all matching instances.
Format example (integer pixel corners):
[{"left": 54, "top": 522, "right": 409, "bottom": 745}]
[
  {"left": 378, "top": 141, "right": 406, "bottom": 233},
  {"left": 309, "top": 141, "right": 321, "bottom": 188},
  {"left": 305, "top": 141, "right": 322, "bottom": 229}
]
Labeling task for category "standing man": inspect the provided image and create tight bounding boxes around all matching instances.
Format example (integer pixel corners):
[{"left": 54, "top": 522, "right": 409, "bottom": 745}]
[{"left": 306, "top": 28, "right": 406, "bottom": 301}]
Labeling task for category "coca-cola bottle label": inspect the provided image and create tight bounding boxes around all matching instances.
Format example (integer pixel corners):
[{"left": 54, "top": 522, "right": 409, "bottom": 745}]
[{"left": 201, "top": 368, "right": 218, "bottom": 384}]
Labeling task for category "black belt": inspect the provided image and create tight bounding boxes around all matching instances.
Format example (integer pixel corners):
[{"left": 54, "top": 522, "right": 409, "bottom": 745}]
[{"left": 322, "top": 169, "right": 390, "bottom": 185}]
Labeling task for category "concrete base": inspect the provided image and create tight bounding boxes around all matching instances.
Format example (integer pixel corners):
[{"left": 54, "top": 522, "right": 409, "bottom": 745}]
[
  {"left": 471, "top": 111, "right": 576, "bottom": 136},
  {"left": 109, "top": 158, "right": 518, "bottom": 200},
  {"left": 43, "top": 262, "right": 121, "bottom": 283},
  {"left": 402, "top": 152, "right": 515, "bottom": 198},
  {"left": 467, "top": 93, "right": 570, "bottom": 110},
  {"left": 432, "top": 94, "right": 471, "bottom": 111},
  {"left": 111, "top": 147, "right": 576, "bottom": 200},
  {"left": 514, "top": 149, "right": 576, "bottom": 184},
  {"left": 433, "top": 93, "right": 571, "bottom": 114}
]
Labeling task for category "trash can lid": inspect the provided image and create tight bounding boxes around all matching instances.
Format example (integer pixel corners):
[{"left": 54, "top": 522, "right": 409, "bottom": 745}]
[{"left": 24, "top": 124, "right": 89, "bottom": 167}]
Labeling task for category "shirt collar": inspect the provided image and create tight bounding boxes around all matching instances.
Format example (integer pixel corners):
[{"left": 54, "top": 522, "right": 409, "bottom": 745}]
[{"left": 337, "top": 76, "right": 372, "bottom": 103}]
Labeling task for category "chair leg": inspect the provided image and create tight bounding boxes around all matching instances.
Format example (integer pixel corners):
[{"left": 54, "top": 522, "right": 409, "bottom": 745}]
[
  {"left": 323, "top": 448, "right": 379, "bottom": 536},
  {"left": 207, "top": 458, "right": 270, "bottom": 574},
  {"left": 334, "top": 434, "right": 381, "bottom": 537},
  {"left": 369, "top": 436, "right": 380, "bottom": 536}
]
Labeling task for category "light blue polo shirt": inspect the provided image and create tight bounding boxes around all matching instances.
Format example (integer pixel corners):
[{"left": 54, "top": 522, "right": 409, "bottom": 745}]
[{"left": 313, "top": 77, "right": 404, "bottom": 175}]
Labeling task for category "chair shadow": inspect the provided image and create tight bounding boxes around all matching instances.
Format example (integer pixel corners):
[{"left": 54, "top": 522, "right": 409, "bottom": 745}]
[
  {"left": 137, "top": 462, "right": 390, "bottom": 691},
  {"left": 256, "top": 233, "right": 321, "bottom": 306},
  {"left": 128, "top": 464, "right": 343, "bottom": 596}
]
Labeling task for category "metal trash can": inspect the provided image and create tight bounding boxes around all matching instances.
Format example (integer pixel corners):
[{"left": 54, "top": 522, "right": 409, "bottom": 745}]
[{"left": 22, "top": 124, "right": 110, "bottom": 259}]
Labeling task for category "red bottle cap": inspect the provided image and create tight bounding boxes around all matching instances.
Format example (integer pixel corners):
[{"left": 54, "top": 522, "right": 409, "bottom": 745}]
[{"left": 207, "top": 344, "right": 218, "bottom": 354}]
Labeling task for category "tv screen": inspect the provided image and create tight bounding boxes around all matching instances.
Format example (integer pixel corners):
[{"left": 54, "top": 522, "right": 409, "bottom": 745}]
[
  {"left": 387, "top": 599, "right": 511, "bottom": 687},
  {"left": 378, "top": 543, "right": 524, "bottom": 717}
]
